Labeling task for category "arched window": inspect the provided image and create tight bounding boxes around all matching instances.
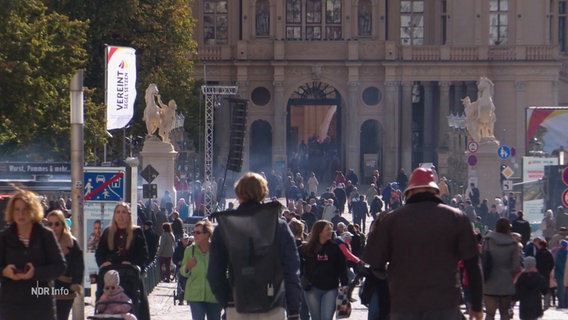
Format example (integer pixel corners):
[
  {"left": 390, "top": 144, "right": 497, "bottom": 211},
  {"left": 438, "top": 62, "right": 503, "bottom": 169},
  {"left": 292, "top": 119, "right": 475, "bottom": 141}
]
[
  {"left": 203, "top": 0, "right": 228, "bottom": 44},
  {"left": 255, "top": 0, "right": 270, "bottom": 37},
  {"left": 358, "top": 0, "right": 372, "bottom": 37},
  {"left": 285, "top": 0, "right": 342, "bottom": 40}
]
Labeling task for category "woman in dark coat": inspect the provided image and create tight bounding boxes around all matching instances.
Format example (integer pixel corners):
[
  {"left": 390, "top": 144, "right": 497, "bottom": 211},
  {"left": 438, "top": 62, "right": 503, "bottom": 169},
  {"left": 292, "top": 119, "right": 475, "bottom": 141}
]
[
  {"left": 46, "top": 210, "right": 84, "bottom": 320},
  {"left": 514, "top": 256, "right": 548, "bottom": 320},
  {"left": 96, "top": 201, "right": 150, "bottom": 320},
  {"left": 0, "top": 188, "right": 66, "bottom": 320}
]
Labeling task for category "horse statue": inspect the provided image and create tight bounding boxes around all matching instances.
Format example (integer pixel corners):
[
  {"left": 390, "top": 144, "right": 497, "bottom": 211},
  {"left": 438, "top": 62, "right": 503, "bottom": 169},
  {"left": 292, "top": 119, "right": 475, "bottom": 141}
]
[
  {"left": 156, "top": 96, "right": 177, "bottom": 143},
  {"left": 143, "top": 84, "right": 161, "bottom": 137},
  {"left": 462, "top": 97, "right": 481, "bottom": 142},
  {"left": 476, "top": 77, "right": 497, "bottom": 139},
  {"left": 462, "top": 77, "right": 497, "bottom": 142}
]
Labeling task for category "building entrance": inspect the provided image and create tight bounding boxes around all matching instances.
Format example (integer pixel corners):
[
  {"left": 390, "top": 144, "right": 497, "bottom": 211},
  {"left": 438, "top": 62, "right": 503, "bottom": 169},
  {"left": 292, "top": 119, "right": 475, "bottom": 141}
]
[{"left": 286, "top": 82, "right": 342, "bottom": 184}]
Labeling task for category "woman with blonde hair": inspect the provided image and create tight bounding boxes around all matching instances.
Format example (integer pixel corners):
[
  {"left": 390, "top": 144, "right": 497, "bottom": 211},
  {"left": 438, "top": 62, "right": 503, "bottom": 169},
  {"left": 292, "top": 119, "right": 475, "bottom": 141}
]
[
  {"left": 96, "top": 201, "right": 150, "bottom": 320},
  {"left": 96, "top": 201, "right": 148, "bottom": 269},
  {"left": 46, "top": 209, "right": 84, "bottom": 320},
  {"left": 0, "top": 188, "right": 66, "bottom": 320}
]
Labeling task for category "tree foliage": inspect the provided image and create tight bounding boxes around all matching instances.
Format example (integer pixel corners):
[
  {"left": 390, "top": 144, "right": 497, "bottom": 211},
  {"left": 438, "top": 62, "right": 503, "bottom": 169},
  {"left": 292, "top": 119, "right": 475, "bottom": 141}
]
[
  {"left": 0, "top": 0, "right": 199, "bottom": 163},
  {"left": 0, "top": 0, "right": 88, "bottom": 160}
]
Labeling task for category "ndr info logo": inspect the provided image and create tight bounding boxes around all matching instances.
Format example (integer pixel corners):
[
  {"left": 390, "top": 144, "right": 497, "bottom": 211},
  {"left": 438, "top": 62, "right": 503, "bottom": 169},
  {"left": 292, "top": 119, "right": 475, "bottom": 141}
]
[{"left": 31, "top": 281, "right": 70, "bottom": 297}]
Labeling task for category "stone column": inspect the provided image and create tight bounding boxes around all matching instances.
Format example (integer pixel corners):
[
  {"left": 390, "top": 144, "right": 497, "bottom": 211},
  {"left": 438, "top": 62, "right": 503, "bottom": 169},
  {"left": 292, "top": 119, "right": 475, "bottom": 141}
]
[
  {"left": 437, "top": 81, "right": 452, "bottom": 177},
  {"left": 383, "top": 81, "right": 400, "bottom": 183},
  {"left": 438, "top": 81, "right": 451, "bottom": 148},
  {"left": 453, "top": 81, "right": 465, "bottom": 115},
  {"left": 140, "top": 140, "right": 178, "bottom": 205},
  {"left": 423, "top": 82, "right": 435, "bottom": 162},
  {"left": 515, "top": 81, "right": 526, "bottom": 158},
  {"left": 401, "top": 81, "right": 413, "bottom": 173},
  {"left": 473, "top": 141, "right": 501, "bottom": 202},
  {"left": 346, "top": 81, "right": 359, "bottom": 175},
  {"left": 273, "top": 81, "right": 286, "bottom": 169},
  {"left": 237, "top": 80, "right": 250, "bottom": 173}
]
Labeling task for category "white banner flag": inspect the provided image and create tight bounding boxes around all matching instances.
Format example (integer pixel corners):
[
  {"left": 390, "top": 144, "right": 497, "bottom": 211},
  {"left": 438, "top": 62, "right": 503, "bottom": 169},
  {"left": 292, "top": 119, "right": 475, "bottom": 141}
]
[{"left": 106, "top": 46, "right": 137, "bottom": 130}]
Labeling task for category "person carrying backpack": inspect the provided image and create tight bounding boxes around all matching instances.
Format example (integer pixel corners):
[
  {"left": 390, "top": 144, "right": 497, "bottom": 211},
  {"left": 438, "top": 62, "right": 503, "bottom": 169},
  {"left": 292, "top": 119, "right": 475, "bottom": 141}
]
[{"left": 207, "top": 172, "right": 302, "bottom": 320}]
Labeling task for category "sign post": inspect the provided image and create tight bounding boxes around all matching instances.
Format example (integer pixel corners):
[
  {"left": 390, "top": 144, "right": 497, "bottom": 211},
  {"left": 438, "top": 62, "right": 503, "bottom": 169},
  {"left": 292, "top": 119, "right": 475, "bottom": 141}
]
[{"left": 82, "top": 167, "right": 125, "bottom": 301}]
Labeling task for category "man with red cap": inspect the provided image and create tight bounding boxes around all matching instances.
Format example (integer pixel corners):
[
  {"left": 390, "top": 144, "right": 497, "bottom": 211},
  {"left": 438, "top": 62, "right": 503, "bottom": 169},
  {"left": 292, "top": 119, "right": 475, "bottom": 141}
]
[{"left": 364, "top": 168, "right": 483, "bottom": 320}]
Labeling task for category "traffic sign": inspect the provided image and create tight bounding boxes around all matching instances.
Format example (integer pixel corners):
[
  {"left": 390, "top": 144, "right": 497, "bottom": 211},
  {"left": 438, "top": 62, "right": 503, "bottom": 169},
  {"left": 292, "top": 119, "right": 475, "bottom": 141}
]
[
  {"left": 562, "top": 189, "right": 568, "bottom": 207},
  {"left": 467, "top": 141, "right": 479, "bottom": 153},
  {"left": 497, "top": 145, "right": 511, "bottom": 160},
  {"left": 141, "top": 165, "right": 159, "bottom": 183},
  {"left": 563, "top": 167, "right": 568, "bottom": 186},
  {"left": 84, "top": 169, "right": 125, "bottom": 201},
  {"left": 503, "top": 180, "right": 513, "bottom": 191},
  {"left": 467, "top": 154, "right": 477, "bottom": 166},
  {"left": 501, "top": 166, "right": 514, "bottom": 179}
]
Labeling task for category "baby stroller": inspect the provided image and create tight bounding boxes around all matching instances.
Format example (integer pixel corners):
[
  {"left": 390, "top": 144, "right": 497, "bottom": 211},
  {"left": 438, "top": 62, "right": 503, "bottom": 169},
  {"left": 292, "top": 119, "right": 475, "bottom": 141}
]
[{"left": 88, "top": 264, "right": 142, "bottom": 319}]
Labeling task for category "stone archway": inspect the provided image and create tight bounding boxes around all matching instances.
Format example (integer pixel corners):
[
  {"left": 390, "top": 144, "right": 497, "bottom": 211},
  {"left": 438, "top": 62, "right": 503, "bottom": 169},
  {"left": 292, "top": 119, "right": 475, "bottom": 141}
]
[
  {"left": 286, "top": 81, "right": 342, "bottom": 183},
  {"left": 360, "top": 120, "right": 383, "bottom": 184}
]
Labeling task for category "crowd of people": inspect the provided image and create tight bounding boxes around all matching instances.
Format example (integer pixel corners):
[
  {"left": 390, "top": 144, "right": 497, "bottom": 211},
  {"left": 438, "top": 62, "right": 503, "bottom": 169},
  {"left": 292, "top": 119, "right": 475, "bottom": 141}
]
[{"left": 2, "top": 166, "right": 568, "bottom": 320}]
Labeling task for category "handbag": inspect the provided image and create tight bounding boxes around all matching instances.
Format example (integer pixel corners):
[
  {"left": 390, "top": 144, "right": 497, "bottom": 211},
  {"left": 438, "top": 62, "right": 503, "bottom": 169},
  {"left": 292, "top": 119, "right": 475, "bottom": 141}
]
[
  {"left": 481, "top": 241, "right": 492, "bottom": 282},
  {"left": 300, "top": 273, "right": 312, "bottom": 291},
  {"left": 336, "top": 290, "right": 352, "bottom": 319}
]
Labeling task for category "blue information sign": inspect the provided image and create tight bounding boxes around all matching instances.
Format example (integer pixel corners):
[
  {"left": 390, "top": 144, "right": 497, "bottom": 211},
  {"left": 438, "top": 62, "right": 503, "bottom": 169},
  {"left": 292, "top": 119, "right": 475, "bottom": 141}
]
[
  {"left": 83, "top": 170, "right": 125, "bottom": 201},
  {"left": 497, "top": 145, "right": 511, "bottom": 160}
]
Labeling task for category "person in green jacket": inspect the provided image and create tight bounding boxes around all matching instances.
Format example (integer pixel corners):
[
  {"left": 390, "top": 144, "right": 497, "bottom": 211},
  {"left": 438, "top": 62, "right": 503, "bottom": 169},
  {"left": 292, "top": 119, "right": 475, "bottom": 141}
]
[{"left": 180, "top": 219, "right": 221, "bottom": 320}]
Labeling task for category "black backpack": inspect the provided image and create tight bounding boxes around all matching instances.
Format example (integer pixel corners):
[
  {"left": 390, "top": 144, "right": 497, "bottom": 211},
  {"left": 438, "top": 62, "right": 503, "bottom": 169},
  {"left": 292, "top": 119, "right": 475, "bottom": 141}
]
[{"left": 216, "top": 201, "right": 285, "bottom": 313}]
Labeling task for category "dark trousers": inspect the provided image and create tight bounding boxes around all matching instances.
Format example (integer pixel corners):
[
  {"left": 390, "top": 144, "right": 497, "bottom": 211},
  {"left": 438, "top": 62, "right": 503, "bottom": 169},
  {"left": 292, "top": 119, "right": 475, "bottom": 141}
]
[
  {"left": 390, "top": 306, "right": 463, "bottom": 320},
  {"left": 159, "top": 256, "right": 172, "bottom": 280},
  {"left": 56, "top": 299, "right": 73, "bottom": 320}
]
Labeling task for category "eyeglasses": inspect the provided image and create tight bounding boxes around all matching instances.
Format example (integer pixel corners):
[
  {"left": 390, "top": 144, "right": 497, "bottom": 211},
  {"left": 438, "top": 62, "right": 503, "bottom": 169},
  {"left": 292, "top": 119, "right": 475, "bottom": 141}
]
[
  {"left": 104, "top": 286, "right": 116, "bottom": 291},
  {"left": 192, "top": 230, "right": 206, "bottom": 235},
  {"left": 47, "top": 221, "right": 61, "bottom": 227}
]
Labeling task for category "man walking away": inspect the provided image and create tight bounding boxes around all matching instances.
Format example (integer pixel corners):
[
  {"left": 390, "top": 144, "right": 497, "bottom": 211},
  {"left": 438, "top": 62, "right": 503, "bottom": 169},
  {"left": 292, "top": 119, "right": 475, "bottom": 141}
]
[{"left": 364, "top": 168, "right": 483, "bottom": 320}]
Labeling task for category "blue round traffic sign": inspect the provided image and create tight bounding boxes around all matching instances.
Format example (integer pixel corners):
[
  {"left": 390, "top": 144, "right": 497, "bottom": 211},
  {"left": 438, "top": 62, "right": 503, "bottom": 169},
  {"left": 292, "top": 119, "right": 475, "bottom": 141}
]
[
  {"left": 497, "top": 145, "right": 511, "bottom": 160},
  {"left": 467, "top": 154, "right": 478, "bottom": 167}
]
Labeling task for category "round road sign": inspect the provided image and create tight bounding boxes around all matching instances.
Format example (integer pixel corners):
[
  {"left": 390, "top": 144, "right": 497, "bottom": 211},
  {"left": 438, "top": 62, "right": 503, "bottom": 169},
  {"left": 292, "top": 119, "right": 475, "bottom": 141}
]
[
  {"left": 497, "top": 145, "right": 511, "bottom": 160},
  {"left": 467, "top": 154, "right": 478, "bottom": 167},
  {"left": 563, "top": 167, "right": 568, "bottom": 186},
  {"left": 468, "top": 141, "right": 479, "bottom": 153},
  {"left": 562, "top": 189, "right": 568, "bottom": 207}
]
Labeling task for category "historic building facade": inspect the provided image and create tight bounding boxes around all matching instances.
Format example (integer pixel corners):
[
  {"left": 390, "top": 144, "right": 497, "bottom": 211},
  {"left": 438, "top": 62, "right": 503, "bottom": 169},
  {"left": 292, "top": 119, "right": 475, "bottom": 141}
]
[{"left": 190, "top": 0, "right": 568, "bottom": 185}]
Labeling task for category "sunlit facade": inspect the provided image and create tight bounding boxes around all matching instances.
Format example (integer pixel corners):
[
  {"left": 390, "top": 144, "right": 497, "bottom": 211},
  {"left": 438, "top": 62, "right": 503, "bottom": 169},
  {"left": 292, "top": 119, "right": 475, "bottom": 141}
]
[{"left": 190, "top": 0, "right": 568, "bottom": 185}]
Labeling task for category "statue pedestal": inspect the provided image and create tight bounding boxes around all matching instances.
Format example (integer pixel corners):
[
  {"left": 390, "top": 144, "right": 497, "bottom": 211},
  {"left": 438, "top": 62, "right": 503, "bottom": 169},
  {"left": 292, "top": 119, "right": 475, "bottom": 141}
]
[
  {"left": 140, "top": 138, "right": 178, "bottom": 204},
  {"left": 468, "top": 140, "right": 502, "bottom": 203}
]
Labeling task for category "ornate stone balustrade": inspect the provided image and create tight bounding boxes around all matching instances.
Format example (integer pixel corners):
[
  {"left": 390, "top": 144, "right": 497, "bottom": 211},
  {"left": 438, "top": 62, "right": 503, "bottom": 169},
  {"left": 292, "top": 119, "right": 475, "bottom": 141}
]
[{"left": 197, "top": 41, "right": 558, "bottom": 62}]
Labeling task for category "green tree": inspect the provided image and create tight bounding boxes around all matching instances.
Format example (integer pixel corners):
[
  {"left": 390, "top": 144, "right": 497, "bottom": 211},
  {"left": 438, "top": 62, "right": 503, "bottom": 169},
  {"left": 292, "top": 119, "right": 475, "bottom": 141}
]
[
  {"left": 0, "top": 0, "right": 89, "bottom": 160},
  {"left": 0, "top": 0, "right": 199, "bottom": 163}
]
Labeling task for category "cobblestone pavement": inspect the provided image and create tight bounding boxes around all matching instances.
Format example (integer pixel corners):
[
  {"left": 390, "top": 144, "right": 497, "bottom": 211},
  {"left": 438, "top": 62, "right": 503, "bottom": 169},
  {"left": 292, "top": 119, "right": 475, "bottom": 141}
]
[{"left": 83, "top": 280, "right": 568, "bottom": 319}]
